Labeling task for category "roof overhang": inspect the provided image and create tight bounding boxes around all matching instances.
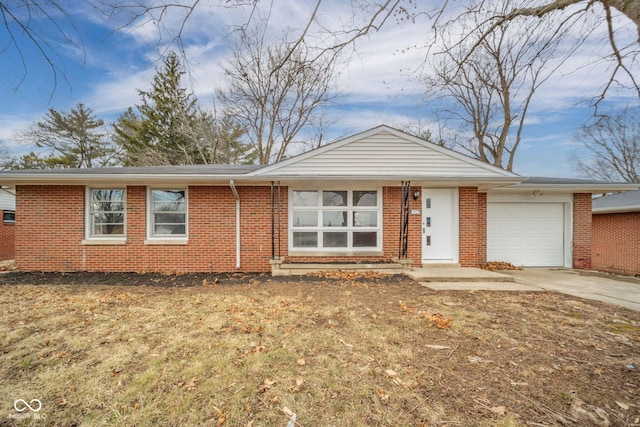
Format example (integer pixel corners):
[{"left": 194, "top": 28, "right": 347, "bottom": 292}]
[
  {"left": 593, "top": 206, "right": 640, "bottom": 214},
  {"left": 0, "top": 173, "right": 523, "bottom": 190},
  {"left": 490, "top": 181, "right": 639, "bottom": 194},
  {"left": 249, "top": 175, "right": 523, "bottom": 190},
  {"left": 0, "top": 173, "right": 254, "bottom": 187}
]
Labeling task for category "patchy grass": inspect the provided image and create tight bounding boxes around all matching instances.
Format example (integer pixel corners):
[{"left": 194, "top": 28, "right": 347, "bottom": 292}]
[{"left": 0, "top": 274, "right": 639, "bottom": 426}]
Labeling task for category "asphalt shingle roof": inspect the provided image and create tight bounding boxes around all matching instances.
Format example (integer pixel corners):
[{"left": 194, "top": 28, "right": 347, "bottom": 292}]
[
  {"left": 2, "top": 164, "right": 263, "bottom": 175},
  {"left": 593, "top": 189, "right": 640, "bottom": 212}
]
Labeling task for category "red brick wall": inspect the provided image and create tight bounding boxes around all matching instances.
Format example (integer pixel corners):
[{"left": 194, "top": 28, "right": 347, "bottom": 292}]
[
  {"left": 16, "top": 186, "right": 84, "bottom": 271},
  {"left": 572, "top": 193, "right": 592, "bottom": 269},
  {"left": 0, "top": 210, "right": 15, "bottom": 260},
  {"left": 15, "top": 184, "right": 483, "bottom": 272},
  {"left": 16, "top": 185, "right": 282, "bottom": 273},
  {"left": 592, "top": 212, "right": 640, "bottom": 276},
  {"left": 459, "top": 187, "right": 480, "bottom": 267}
]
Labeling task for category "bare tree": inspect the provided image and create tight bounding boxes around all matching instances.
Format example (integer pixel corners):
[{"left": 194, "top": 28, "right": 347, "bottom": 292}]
[
  {"left": 177, "top": 111, "right": 254, "bottom": 165},
  {"left": 216, "top": 30, "right": 338, "bottom": 164},
  {"left": 4, "top": 1, "right": 638, "bottom": 106},
  {"left": 134, "top": 1, "right": 640, "bottom": 102},
  {"left": 425, "top": 4, "right": 570, "bottom": 171},
  {"left": 573, "top": 106, "right": 640, "bottom": 182},
  {"left": 442, "top": 0, "right": 640, "bottom": 106}
]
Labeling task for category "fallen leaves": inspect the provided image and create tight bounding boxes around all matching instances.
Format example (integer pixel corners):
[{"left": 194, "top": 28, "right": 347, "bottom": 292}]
[
  {"left": 288, "top": 377, "right": 304, "bottom": 393},
  {"left": 213, "top": 407, "right": 226, "bottom": 426},
  {"left": 258, "top": 378, "right": 277, "bottom": 393},
  {"left": 176, "top": 377, "right": 199, "bottom": 391},
  {"left": 377, "top": 388, "right": 390, "bottom": 404},
  {"left": 425, "top": 312, "right": 452, "bottom": 329},
  {"left": 479, "top": 261, "right": 522, "bottom": 271},
  {"left": 1, "top": 277, "right": 638, "bottom": 427},
  {"left": 308, "top": 270, "right": 391, "bottom": 283},
  {"left": 398, "top": 300, "right": 415, "bottom": 314},
  {"left": 399, "top": 300, "right": 452, "bottom": 329}
]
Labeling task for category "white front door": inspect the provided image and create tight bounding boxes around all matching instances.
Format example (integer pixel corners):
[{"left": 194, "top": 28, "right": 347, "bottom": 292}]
[{"left": 422, "top": 188, "right": 458, "bottom": 263}]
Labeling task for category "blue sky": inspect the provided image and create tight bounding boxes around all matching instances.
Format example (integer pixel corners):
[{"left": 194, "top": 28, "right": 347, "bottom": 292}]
[{"left": 0, "top": 1, "right": 637, "bottom": 177}]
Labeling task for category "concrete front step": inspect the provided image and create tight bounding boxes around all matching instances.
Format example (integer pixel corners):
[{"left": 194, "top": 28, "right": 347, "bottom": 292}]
[
  {"left": 272, "top": 262, "right": 408, "bottom": 276},
  {"left": 407, "top": 267, "right": 514, "bottom": 282},
  {"left": 270, "top": 259, "right": 513, "bottom": 282}
]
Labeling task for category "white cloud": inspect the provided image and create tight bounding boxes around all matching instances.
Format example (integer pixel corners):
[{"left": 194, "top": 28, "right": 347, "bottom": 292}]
[{"left": 0, "top": 113, "right": 39, "bottom": 154}]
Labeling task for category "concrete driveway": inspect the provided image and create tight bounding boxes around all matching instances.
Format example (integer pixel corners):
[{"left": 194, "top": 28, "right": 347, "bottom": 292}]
[
  {"left": 419, "top": 267, "right": 640, "bottom": 312},
  {"left": 503, "top": 268, "right": 640, "bottom": 312}
]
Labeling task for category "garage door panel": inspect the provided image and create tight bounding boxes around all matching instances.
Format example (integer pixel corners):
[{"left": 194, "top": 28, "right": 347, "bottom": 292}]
[{"left": 487, "top": 202, "right": 565, "bottom": 267}]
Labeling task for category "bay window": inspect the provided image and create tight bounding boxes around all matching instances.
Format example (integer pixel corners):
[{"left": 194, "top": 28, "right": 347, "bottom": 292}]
[{"left": 290, "top": 189, "right": 381, "bottom": 251}]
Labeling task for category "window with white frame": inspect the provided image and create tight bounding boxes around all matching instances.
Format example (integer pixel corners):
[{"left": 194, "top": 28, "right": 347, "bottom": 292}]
[
  {"left": 3, "top": 210, "right": 15, "bottom": 223},
  {"left": 290, "top": 189, "right": 380, "bottom": 250},
  {"left": 148, "top": 189, "right": 187, "bottom": 237},
  {"left": 87, "top": 188, "right": 125, "bottom": 237}
]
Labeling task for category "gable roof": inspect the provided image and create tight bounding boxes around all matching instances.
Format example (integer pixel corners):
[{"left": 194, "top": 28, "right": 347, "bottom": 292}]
[
  {"left": 253, "top": 125, "right": 518, "bottom": 181},
  {"left": 593, "top": 189, "right": 640, "bottom": 214}
]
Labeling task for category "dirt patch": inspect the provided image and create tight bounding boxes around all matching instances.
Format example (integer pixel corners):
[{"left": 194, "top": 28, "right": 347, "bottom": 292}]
[{"left": 0, "top": 271, "right": 638, "bottom": 426}]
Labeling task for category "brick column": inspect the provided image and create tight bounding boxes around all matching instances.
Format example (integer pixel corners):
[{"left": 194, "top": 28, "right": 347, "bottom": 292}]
[
  {"left": 459, "top": 187, "right": 479, "bottom": 267},
  {"left": 573, "top": 193, "right": 592, "bottom": 269}
]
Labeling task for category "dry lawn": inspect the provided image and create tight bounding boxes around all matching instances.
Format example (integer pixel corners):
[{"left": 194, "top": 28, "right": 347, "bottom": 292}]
[{"left": 0, "top": 271, "right": 639, "bottom": 426}]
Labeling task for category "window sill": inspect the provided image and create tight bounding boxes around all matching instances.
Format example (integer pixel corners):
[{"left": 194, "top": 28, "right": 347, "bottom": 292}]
[
  {"left": 144, "top": 238, "right": 188, "bottom": 245},
  {"left": 82, "top": 239, "right": 127, "bottom": 246},
  {"left": 288, "top": 250, "right": 384, "bottom": 257}
]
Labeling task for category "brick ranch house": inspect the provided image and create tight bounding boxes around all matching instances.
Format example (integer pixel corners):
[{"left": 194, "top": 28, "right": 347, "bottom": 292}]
[
  {"left": 0, "top": 126, "right": 635, "bottom": 274},
  {"left": 0, "top": 186, "right": 16, "bottom": 260},
  {"left": 592, "top": 190, "right": 640, "bottom": 276}
]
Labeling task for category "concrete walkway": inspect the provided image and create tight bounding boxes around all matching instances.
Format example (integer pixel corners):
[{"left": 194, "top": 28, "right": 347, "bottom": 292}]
[
  {"left": 415, "top": 267, "right": 640, "bottom": 312},
  {"left": 504, "top": 268, "right": 640, "bottom": 312}
]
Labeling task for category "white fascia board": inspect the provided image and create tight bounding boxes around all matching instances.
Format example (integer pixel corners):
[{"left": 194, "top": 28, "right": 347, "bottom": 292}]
[
  {"left": 593, "top": 205, "right": 640, "bottom": 214},
  {"left": 493, "top": 183, "right": 640, "bottom": 193},
  {"left": 242, "top": 175, "right": 523, "bottom": 190},
  {"left": 0, "top": 174, "right": 249, "bottom": 187}
]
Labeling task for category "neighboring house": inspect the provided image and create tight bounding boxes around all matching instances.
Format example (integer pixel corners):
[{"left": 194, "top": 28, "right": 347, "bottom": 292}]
[
  {"left": 0, "top": 186, "right": 16, "bottom": 260},
  {"left": 0, "top": 125, "right": 635, "bottom": 273},
  {"left": 592, "top": 189, "right": 640, "bottom": 276}
]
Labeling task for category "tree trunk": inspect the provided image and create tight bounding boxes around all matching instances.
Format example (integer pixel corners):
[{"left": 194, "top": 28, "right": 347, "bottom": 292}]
[{"left": 609, "top": 0, "right": 640, "bottom": 39}]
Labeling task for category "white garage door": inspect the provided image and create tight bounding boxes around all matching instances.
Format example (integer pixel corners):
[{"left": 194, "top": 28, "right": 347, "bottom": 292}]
[{"left": 487, "top": 202, "right": 565, "bottom": 266}]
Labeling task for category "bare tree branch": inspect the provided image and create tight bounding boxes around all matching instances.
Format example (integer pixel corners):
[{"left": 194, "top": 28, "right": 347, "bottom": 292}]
[
  {"left": 217, "top": 28, "right": 338, "bottom": 164},
  {"left": 425, "top": 4, "right": 573, "bottom": 171},
  {"left": 573, "top": 106, "right": 640, "bottom": 182}
]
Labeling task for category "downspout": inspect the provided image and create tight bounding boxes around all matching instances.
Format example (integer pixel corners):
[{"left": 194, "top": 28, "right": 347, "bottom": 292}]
[{"left": 230, "top": 180, "right": 241, "bottom": 269}]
